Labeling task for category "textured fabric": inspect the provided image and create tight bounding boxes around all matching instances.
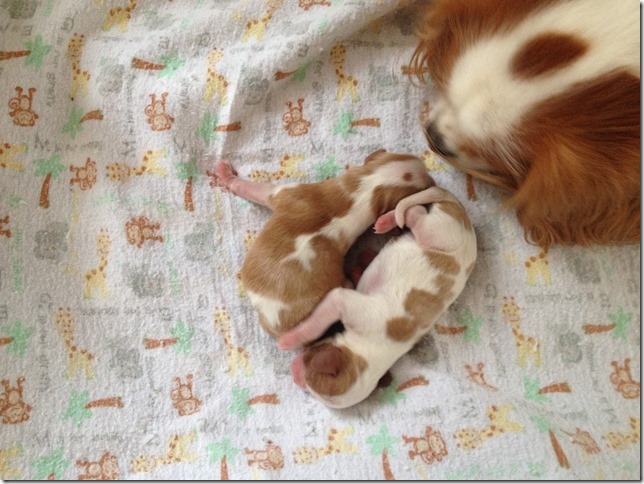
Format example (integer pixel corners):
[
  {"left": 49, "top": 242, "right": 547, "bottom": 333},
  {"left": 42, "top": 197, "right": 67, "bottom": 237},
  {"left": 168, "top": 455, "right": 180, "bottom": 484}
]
[{"left": 0, "top": 0, "right": 640, "bottom": 480}]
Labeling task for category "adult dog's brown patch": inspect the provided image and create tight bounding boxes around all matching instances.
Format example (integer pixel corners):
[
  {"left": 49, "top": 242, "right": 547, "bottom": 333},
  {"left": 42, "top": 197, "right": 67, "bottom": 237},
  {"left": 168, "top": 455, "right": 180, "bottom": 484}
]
[{"left": 511, "top": 33, "right": 587, "bottom": 79}]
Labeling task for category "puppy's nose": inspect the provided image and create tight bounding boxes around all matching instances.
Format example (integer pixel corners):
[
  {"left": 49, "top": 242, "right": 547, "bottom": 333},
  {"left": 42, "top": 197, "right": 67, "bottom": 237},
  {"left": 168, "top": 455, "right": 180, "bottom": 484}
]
[{"left": 425, "top": 122, "right": 455, "bottom": 158}]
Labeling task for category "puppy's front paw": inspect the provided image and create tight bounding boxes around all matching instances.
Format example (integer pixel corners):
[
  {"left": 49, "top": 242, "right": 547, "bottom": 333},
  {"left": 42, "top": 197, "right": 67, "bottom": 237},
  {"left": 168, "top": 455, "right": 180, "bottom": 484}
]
[{"left": 215, "top": 160, "right": 238, "bottom": 190}]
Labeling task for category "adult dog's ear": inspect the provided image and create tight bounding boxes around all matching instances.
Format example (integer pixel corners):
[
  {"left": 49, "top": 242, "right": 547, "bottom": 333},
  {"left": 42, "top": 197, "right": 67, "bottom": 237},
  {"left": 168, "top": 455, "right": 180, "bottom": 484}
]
[{"left": 363, "top": 149, "right": 387, "bottom": 165}]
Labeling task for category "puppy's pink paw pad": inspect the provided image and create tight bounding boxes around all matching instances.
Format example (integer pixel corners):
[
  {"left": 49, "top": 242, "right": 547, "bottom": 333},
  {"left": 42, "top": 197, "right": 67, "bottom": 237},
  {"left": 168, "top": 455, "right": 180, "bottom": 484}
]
[{"left": 215, "top": 161, "right": 237, "bottom": 186}]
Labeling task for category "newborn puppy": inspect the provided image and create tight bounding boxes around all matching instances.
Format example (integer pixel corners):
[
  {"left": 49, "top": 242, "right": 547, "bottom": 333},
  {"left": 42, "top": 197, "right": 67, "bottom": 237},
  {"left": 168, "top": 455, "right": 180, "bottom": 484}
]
[
  {"left": 278, "top": 186, "right": 477, "bottom": 408},
  {"left": 215, "top": 150, "right": 434, "bottom": 337}
]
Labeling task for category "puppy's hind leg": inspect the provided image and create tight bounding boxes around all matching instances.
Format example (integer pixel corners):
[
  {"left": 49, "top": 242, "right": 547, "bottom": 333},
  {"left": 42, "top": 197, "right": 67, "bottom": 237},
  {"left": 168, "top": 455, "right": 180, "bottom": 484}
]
[{"left": 216, "top": 160, "right": 278, "bottom": 207}]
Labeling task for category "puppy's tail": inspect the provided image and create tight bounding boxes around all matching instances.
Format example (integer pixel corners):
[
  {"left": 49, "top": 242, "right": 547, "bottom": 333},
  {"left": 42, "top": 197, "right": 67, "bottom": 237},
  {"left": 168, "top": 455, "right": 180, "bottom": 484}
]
[{"left": 394, "top": 186, "right": 464, "bottom": 228}]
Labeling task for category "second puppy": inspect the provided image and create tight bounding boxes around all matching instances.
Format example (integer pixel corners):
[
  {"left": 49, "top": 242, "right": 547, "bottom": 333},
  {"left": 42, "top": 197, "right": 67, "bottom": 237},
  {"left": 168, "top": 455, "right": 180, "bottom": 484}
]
[
  {"left": 216, "top": 150, "right": 433, "bottom": 337},
  {"left": 278, "top": 186, "right": 477, "bottom": 408}
]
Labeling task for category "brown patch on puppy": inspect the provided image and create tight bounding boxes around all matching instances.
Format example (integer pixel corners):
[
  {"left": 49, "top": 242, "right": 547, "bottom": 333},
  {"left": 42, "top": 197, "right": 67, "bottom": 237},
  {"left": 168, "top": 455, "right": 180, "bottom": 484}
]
[
  {"left": 438, "top": 199, "right": 473, "bottom": 232},
  {"left": 424, "top": 251, "right": 460, "bottom": 275},
  {"left": 364, "top": 148, "right": 387, "bottom": 164},
  {"left": 371, "top": 185, "right": 427, "bottom": 218},
  {"left": 387, "top": 316, "right": 417, "bottom": 341},
  {"left": 403, "top": 172, "right": 413, "bottom": 182},
  {"left": 304, "top": 343, "right": 368, "bottom": 396},
  {"left": 511, "top": 33, "right": 587, "bottom": 79}
]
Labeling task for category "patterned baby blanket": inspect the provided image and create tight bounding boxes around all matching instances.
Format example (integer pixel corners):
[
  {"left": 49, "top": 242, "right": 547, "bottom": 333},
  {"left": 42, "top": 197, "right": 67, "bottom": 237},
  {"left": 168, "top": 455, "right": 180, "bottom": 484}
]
[{"left": 0, "top": 0, "right": 640, "bottom": 480}]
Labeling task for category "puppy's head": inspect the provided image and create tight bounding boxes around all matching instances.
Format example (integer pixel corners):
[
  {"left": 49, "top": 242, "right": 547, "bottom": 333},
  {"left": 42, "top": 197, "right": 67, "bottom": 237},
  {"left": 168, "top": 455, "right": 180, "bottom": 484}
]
[
  {"left": 292, "top": 341, "right": 383, "bottom": 409},
  {"left": 410, "top": 0, "right": 640, "bottom": 247}
]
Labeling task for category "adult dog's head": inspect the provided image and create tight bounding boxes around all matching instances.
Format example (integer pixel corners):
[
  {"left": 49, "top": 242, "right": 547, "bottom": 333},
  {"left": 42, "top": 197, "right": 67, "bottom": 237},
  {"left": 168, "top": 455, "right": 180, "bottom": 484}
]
[{"left": 411, "top": 0, "right": 640, "bottom": 247}]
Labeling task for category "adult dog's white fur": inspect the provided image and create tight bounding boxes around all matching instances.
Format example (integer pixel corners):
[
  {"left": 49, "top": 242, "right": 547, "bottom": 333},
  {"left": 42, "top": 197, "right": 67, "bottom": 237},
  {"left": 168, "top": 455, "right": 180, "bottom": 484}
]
[{"left": 279, "top": 186, "right": 477, "bottom": 408}]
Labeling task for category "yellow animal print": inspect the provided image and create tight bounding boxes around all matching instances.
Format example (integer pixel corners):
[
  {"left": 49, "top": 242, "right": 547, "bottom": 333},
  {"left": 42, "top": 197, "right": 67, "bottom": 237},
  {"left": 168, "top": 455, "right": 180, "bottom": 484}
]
[
  {"left": 54, "top": 307, "right": 95, "bottom": 379},
  {"left": 106, "top": 149, "right": 167, "bottom": 182},
  {"left": 0, "top": 143, "right": 26, "bottom": 171},
  {"left": 294, "top": 427, "right": 358, "bottom": 464},
  {"left": 525, "top": 248, "right": 552, "bottom": 286},
  {"left": 249, "top": 154, "right": 306, "bottom": 182},
  {"left": 330, "top": 42, "right": 359, "bottom": 102},
  {"left": 103, "top": 0, "right": 137, "bottom": 32},
  {"left": 0, "top": 445, "right": 22, "bottom": 479},
  {"left": 131, "top": 432, "right": 198, "bottom": 473},
  {"left": 204, "top": 50, "right": 229, "bottom": 104},
  {"left": 67, "top": 33, "right": 90, "bottom": 100},
  {"left": 242, "top": 0, "right": 283, "bottom": 42},
  {"left": 501, "top": 296, "right": 542, "bottom": 368},
  {"left": 603, "top": 417, "right": 640, "bottom": 450},
  {"left": 213, "top": 306, "right": 252, "bottom": 377},
  {"left": 454, "top": 404, "right": 523, "bottom": 450},
  {"left": 84, "top": 229, "right": 111, "bottom": 299}
]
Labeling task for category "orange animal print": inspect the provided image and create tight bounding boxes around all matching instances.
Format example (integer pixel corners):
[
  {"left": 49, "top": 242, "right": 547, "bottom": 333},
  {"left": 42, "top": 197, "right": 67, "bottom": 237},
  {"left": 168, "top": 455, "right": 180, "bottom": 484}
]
[
  {"left": 561, "top": 428, "right": 601, "bottom": 455},
  {"left": 84, "top": 229, "right": 111, "bottom": 299},
  {"left": 610, "top": 358, "right": 640, "bottom": 399},
  {"left": 145, "top": 93, "right": 174, "bottom": 131},
  {"left": 0, "top": 143, "right": 26, "bottom": 171},
  {"left": 603, "top": 417, "right": 640, "bottom": 450},
  {"left": 214, "top": 306, "right": 252, "bottom": 376},
  {"left": 204, "top": 49, "right": 228, "bottom": 104},
  {"left": 67, "top": 33, "right": 90, "bottom": 100},
  {"left": 330, "top": 42, "right": 359, "bottom": 102},
  {"left": 501, "top": 296, "right": 542, "bottom": 368},
  {"left": 298, "top": 0, "right": 331, "bottom": 10},
  {"left": 8, "top": 87, "right": 38, "bottom": 126},
  {"left": 103, "top": 0, "right": 137, "bottom": 32},
  {"left": 55, "top": 307, "right": 95, "bottom": 380},
  {"left": 76, "top": 451, "right": 120, "bottom": 480},
  {"left": 70, "top": 158, "right": 97, "bottom": 190},
  {"left": 106, "top": 149, "right": 168, "bottom": 182},
  {"left": 125, "top": 216, "right": 164, "bottom": 248},
  {"left": 0, "top": 377, "right": 32, "bottom": 424},
  {"left": 170, "top": 374, "right": 202, "bottom": 416},
  {"left": 403, "top": 426, "right": 448, "bottom": 465},
  {"left": 245, "top": 441, "right": 284, "bottom": 470},
  {"left": 0, "top": 445, "right": 22, "bottom": 479},
  {"left": 293, "top": 427, "right": 357, "bottom": 464},
  {"left": 282, "top": 98, "right": 310, "bottom": 136},
  {"left": 525, "top": 248, "right": 552, "bottom": 286},
  {"left": 464, "top": 362, "right": 498, "bottom": 391},
  {"left": 0, "top": 215, "right": 10, "bottom": 238},
  {"left": 249, "top": 154, "right": 306, "bottom": 182},
  {"left": 242, "top": 0, "right": 284, "bottom": 42},
  {"left": 130, "top": 432, "right": 197, "bottom": 473},
  {"left": 454, "top": 404, "right": 523, "bottom": 450}
]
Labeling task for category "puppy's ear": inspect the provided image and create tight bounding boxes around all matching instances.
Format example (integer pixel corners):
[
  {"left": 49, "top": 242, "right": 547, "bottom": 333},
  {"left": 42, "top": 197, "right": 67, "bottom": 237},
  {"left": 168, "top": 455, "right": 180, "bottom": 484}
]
[
  {"left": 309, "top": 346, "right": 343, "bottom": 376},
  {"left": 364, "top": 149, "right": 387, "bottom": 165}
]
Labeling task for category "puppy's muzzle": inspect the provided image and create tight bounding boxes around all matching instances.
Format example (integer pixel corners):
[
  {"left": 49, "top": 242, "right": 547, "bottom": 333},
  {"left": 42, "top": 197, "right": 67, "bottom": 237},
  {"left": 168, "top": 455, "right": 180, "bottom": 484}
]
[{"left": 424, "top": 122, "right": 455, "bottom": 158}]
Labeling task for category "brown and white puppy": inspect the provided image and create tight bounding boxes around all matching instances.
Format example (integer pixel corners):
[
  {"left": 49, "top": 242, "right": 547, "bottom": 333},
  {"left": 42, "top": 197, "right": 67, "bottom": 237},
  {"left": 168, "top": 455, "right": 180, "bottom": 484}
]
[
  {"left": 278, "top": 185, "right": 477, "bottom": 408},
  {"left": 410, "top": 0, "right": 639, "bottom": 247},
  {"left": 215, "top": 150, "right": 433, "bottom": 337}
]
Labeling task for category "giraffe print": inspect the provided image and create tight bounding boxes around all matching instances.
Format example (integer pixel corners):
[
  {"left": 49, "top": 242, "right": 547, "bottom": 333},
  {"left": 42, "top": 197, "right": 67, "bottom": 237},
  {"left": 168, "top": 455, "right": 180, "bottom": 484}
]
[
  {"left": 214, "top": 306, "right": 252, "bottom": 377},
  {"left": 103, "top": 0, "right": 137, "bottom": 32},
  {"left": 204, "top": 49, "right": 229, "bottom": 104},
  {"left": 0, "top": 215, "right": 10, "bottom": 238},
  {"left": 293, "top": 427, "right": 358, "bottom": 464},
  {"left": 525, "top": 248, "right": 552, "bottom": 286},
  {"left": 54, "top": 307, "right": 95, "bottom": 380},
  {"left": 249, "top": 154, "right": 306, "bottom": 182},
  {"left": 454, "top": 404, "right": 523, "bottom": 450},
  {"left": 603, "top": 417, "right": 640, "bottom": 450},
  {"left": 106, "top": 149, "right": 168, "bottom": 182},
  {"left": 0, "top": 445, "right": 22, "bottom": 479},
  {"left": 130, "top": 432, "right": 197, "bottom": 473},
  {"left": 67, "top": 33, "right": 90, "bottom": 100},
  {"left": 0, "top": 143, "right": 26, "bottom": 171},
  {"left": 84, "top": 229, "right": 111, "bottom": 299},
  {"left": 242, "top": 0, "right": 283, "bottom": 42},
  {"left": 501, "top": 296, "right": 542, "bottom": 368},
  {"left": 330, "top": 42, "right": 359, "bottom": 102}
]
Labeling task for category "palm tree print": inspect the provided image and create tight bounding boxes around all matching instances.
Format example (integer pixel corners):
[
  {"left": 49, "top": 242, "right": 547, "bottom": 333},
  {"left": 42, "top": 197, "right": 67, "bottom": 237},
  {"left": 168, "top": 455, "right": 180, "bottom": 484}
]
[
  {"left": 196, "top": 112, "right": 242, "bottom": 146},
  {"left": 62, "top": 390, "right": 124, "bottom": 428},
  {"left": 379, "top": 376, "right": 429, "bottom": 407},
  {"left": 435, "top": 308, "right": 482, "bottom": 343},
  {"left": 583, "top": 307, "right": 631, "bottom": 339},
  {"left": 61, "top": 106, "right": 104, "bottom": 140},
  {"left": 31, "top": 447, "right": 70, "bottom": 480},
  {"left": 367, "top": 426, "right": 399, "bottom": 479},
  {"left": 275, "top": 60, "right": 312, "bottom": 82},
  {"left": 33, "top": 153, "right": 65, "bottom": 209},
  {"left": 228, "top": 386, "right": 280, "bottom": 421},
  {"left": 143, "top": 319, "right": 194, "bottom": 353},
  {"left": 334, "top": 110, "right": 380, "bottom": 140},
  {"left": 176, "top": 159, "right": 199, "bottom": 212},
  {"left": 530, "top": 416, "right": 570, "bottom": 469},
  {"left": 312, "top": 157, "right": 344, "bottom": 181},
  {"left": 207, "top": 438, "right": 239, "bottom": 480},
  {"left": 132, "top": 51, "right": 185, "bottom": 78},
  {"left": 524, "top": 377, "right": 571, "bottom": 403},
  {"left": 0, "top": 35, "right": 52, "bottom": 70},
  {"left": 0, "top": 319, "right": 33, "bottom": 357}
]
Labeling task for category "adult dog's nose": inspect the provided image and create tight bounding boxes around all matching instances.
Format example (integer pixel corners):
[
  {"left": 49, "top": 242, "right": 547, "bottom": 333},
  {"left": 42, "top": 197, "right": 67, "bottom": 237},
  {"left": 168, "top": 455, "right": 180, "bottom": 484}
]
[{"left": 425, "top": 122, "right": 454, "bottom": 158}]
